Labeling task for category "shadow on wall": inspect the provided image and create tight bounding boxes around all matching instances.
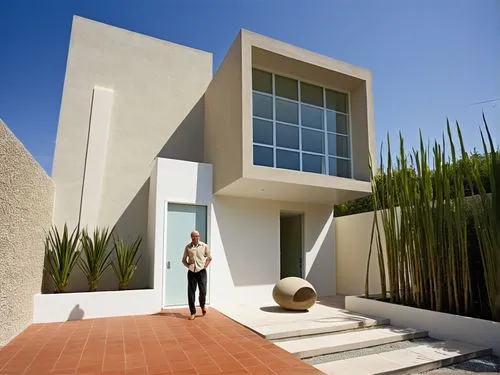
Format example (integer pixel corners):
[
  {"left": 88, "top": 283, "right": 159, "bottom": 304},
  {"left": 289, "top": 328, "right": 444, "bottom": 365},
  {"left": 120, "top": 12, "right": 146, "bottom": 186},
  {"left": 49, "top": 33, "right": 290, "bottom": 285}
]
[
  {"left": 41, "top": 97, "right": 207, "bottom": 294},
  {"left": 43, "top": 180, "right": 152, "bottom": 293},
  {"left": 213, "top": 197, "right": 279, "bottom": 287},
  {"left": 111, "top": 179, "right": 150, "bottom": 290},
  {"left": 68, "top": 304, "right": 84, "bottom": 321},
  {"left": 157, "top": 96, "right": 205, "bottom": 163},
  {"left": 304, "top": 211, "right": 335, "bottom": 297},
  {"left": 41, "top": 249, "right": 53, "bottom": 294},
  {"left": 110, "top": 96, "right": 206, "bottom": 290},
  {"left": 109, "top": 96, "right": 206, "bottom": 290}
]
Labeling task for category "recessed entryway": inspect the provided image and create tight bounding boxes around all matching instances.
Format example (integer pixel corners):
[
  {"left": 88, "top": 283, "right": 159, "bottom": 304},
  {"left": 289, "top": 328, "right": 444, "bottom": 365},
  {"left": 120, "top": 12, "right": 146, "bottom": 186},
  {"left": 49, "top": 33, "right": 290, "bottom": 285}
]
[{"left": 280, "top": 212, "right": 303, "bottom": 279}]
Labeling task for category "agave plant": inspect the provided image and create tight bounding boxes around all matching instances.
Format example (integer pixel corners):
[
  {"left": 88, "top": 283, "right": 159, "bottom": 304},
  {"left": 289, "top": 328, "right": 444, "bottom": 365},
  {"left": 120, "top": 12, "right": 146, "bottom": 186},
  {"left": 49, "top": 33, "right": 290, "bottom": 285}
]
[
  {"left": 111, "top": 236, "right": 142, "bottom": 290},
  {"left": 44, "top": 224, "right": 81, "bottom": 293},
  {"left": 79, "top": 227, "right": 113, "bottom": 292}
]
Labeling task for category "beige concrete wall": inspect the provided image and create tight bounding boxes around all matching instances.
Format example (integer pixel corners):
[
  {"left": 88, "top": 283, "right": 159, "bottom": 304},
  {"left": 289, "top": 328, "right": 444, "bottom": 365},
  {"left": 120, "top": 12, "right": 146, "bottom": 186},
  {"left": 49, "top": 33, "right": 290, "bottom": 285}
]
[
  {"left": 350, "top": 81, "right": 375, "bottom": 181},
  {"left": 208, "top": 29, "right": 375, "bottom": 203},
  {"left": 335, "top": 210, "right": 389, "bottom": 296},
  {"left": 0, "top": 120, "right": 54, "bottom": 346},
  {"left": 52, "top": 16, "right": 212, "bottom": 291},
  {"left": 204, "top": 32, "right": 243, "bottom": 193}
]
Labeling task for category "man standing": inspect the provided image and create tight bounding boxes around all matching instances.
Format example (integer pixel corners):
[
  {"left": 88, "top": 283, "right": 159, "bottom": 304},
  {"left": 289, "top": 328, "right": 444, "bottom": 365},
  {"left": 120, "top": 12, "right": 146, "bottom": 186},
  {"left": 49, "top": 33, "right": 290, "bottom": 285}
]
[{"left": 182, "top": 230, "right": 212, "bottom": 320}]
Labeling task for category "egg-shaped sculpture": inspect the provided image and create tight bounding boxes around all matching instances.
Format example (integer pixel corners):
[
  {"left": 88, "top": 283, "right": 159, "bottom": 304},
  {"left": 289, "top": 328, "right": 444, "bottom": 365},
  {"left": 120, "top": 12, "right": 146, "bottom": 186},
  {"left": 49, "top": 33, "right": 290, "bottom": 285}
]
[{"left": 272, "top": 277, "right": 317, "bottom": 311}]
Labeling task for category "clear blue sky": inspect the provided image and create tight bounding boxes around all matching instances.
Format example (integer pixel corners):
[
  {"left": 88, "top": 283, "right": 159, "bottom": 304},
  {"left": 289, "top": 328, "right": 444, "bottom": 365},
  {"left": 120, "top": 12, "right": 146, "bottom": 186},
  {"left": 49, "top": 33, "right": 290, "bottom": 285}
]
[{"left": 1, "top": 0, "right": 499, "bottom": 174}]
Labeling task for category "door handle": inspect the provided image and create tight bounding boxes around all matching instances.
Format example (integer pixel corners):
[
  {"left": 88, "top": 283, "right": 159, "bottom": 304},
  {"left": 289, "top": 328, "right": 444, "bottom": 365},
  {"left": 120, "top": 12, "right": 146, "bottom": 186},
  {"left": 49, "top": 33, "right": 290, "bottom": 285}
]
[{"left": 166, "top": 261, "right": 171, "bottom": 269}]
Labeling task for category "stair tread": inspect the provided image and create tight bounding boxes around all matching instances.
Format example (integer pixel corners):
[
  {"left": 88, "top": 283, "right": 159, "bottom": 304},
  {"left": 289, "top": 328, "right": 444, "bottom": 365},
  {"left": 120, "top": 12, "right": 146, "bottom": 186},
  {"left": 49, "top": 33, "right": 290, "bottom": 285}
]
[
  {"left": 275, "top": 326, "right": 427, "bottom": 357},
  {"left": 314, "top": 340, "right": 491, "bottom": 375},
  {"left": 257, "top": 316, "right": 388, "bottom": 338}
]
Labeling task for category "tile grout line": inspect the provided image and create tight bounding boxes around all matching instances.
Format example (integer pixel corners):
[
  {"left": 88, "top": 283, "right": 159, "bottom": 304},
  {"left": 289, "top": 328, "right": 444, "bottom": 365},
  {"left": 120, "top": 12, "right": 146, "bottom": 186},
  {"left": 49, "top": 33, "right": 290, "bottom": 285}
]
[
  {"left": 73, "top": 319, "right": 93, "bottom": 374},
  {"left": 0, "top": 323, "right": 51, "bottom": 373},
  {"left": 101, "top": 319, "right": 110, "bottom": 373},
  {"left": 151, "top": 316, "right": 173, "bottom": 373},
  {"left": 137, "top": 316, "right": 149, "bottom": 374},
  {"left": 122, "top": 318, "right": 126, "bottom": 372},
  {"left": 48, "top": 323, "right": 75, "bottom": 374},
  {"left": 19, "top": 325, "right": 60, "bottom": 375}
]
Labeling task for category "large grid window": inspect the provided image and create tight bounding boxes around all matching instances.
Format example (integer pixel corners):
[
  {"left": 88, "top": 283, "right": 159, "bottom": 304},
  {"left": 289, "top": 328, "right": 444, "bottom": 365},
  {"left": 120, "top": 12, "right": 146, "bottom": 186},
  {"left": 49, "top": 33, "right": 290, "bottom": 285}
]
[{"left": 252, "top": 68, "right": 352, "bottom": 178}]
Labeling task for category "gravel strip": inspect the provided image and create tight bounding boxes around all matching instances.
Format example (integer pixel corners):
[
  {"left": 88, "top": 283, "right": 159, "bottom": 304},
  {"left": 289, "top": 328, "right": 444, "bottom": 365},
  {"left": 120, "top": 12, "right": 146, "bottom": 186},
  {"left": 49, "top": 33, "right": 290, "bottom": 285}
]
[
  {"left": 419, "top": 355, "right": 499, "bottom": 373},
  {"left": 303, "top": 337, "right": 439, "bottom": 364},
  {"left": 302, "top": 337, "right": 499, "bottom": 373}
]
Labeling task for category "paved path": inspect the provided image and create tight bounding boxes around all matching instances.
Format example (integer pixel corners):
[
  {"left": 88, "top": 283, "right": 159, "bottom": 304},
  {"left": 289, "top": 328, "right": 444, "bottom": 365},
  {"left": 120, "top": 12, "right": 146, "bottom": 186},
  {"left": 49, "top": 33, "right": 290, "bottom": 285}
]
[{"left": 0, "top": 308, "right": 321, "bottom": 374}]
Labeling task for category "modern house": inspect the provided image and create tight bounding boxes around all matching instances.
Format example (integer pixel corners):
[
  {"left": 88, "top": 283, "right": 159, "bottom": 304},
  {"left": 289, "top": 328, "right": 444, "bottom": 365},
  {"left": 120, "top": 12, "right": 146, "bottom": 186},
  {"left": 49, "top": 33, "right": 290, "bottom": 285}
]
[
  {"left": 5, "top": 16, "right": 500, "bottom": 370},
  {"left": 36, "top": 15, "right": 375, "bottom": 319}
]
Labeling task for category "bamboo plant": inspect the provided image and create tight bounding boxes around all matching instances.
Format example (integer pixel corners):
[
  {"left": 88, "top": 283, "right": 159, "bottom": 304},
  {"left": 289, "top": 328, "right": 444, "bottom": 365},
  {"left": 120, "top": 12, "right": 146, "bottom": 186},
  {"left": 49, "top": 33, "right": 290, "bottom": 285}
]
[
  {"left": 365, "top": 121, "right": 487, "bottom": 317},
  {"left": 458, "top": 116, "right": 499, "bottom": 320}
]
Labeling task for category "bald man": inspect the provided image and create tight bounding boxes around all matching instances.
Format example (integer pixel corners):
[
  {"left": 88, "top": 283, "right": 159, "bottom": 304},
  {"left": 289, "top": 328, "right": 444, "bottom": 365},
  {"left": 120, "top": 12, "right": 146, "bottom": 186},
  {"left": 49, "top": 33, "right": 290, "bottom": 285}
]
[{"left": 182, "top": 230, "right": 212, "bottom": 320}]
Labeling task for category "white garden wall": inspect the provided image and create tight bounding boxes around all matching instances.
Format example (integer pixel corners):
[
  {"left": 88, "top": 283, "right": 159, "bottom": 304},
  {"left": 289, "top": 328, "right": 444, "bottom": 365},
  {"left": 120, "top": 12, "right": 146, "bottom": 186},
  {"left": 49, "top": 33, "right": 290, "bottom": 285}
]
[
  {"left": 346, "top": 295, "right": 500, "bottom": 356},
  {"left": 33, "top": 290, "right": 157, "bottom": 323}
]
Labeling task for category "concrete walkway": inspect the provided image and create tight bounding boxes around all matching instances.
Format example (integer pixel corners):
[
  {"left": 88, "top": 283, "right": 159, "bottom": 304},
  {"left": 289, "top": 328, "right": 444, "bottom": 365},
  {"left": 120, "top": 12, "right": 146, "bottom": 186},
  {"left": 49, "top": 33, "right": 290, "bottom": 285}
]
[
  {"left": 215, "top": 295, "right": 493, "bottom": 375},
  {"left": 214, "top": 295, "right": 386, "bottom": 339}
]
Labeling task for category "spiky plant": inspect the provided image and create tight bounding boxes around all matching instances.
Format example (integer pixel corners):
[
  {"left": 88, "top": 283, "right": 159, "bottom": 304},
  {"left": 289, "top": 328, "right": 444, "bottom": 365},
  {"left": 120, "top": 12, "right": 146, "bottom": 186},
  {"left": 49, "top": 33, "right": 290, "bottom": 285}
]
[
  {"left": 79, "top": 227, "right": 113, "bottom": 292},
  {"left": 458, "top": 116, "right": 499, "bottom": 320},
  {"left": 44, "top": 224, "right": 81, "bottom": 293},
  {"left": 366, "top": 122, "right": 474, "bottom": 316},
  {"left": 111, "top": 236, "right": 142, "bottom": 290}
]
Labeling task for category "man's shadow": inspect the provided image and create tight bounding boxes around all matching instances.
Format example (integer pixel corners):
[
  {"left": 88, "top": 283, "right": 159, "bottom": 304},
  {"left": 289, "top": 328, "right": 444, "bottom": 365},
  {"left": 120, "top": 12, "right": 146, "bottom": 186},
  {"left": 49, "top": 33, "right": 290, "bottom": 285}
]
[{"left": 68, "top": 304, "right": 85, "bottom": 321}]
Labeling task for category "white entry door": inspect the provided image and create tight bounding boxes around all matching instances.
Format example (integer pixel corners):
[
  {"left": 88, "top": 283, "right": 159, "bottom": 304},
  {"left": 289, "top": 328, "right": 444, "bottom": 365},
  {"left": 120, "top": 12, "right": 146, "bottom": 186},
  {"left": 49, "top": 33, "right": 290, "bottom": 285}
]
[{"left": 164, "top": 203, "right": 207, "bottom": 307}]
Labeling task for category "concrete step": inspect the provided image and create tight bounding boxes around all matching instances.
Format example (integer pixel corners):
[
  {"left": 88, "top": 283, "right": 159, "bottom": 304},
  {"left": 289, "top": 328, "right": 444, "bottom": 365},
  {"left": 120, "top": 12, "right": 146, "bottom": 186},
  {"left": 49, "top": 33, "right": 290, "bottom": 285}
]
[
  {"left": 274, "top": 326, "right": 428, "bottom": 359},
  {"left": 256, "top": 315, "right": 389, "bottom": 340},
  {"left": 313, "top": 339, "right": 491, "bottom": 375}
]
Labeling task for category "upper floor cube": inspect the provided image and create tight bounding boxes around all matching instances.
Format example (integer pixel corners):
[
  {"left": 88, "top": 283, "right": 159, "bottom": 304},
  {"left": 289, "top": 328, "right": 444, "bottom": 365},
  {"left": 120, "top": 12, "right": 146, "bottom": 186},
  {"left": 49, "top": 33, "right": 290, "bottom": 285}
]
[{"left": 205, "top": 30, "right": 375, "bottom": 204}]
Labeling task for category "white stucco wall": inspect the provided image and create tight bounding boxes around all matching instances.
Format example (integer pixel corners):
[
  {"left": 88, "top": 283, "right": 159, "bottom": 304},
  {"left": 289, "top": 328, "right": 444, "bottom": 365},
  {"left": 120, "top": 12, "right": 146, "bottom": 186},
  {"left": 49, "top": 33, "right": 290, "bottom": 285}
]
[
  {"left": 148, "top": 158, "right": 213, "bottom": 308},
  {"left": 149, "top": 158, "right": 335, "bottom": 309},
  {"left": 51, "top": 16, "right": 212, "bottom": 292},
  {"left": 33, "top": 290, "right": 157, "bottom": 323},
  {"left": 0, "top": 121, "right": 54, "bottom": 346},
  {"left": 210, "top": 197, "right": 335, "bottom": 306}
]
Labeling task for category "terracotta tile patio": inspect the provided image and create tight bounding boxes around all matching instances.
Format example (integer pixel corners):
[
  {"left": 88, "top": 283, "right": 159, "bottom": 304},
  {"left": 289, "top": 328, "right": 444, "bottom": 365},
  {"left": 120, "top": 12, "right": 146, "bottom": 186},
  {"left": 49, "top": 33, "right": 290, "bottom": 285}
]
[{"left": 0, "top": 308, "right": 321, "bottom": 374}]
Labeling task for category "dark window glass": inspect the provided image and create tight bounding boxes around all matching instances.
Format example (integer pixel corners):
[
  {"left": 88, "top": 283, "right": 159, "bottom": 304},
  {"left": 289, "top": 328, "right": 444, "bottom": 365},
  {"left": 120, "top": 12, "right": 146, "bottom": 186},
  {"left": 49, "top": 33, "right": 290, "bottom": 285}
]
[
  {"left": 254, "top": 145, "right": 273, "bottom": 167},
  {"left": 275, "top": 75, "right": 298, "bottom": 100},
  {"left": 252, "top": 69, "right": 272, "bottom": 93},
  {"left": 253, "top": 118, "right": 273, "bottom": 145},
  {"left": 276, "top": 149, "right": 300, "bottom": 171}
]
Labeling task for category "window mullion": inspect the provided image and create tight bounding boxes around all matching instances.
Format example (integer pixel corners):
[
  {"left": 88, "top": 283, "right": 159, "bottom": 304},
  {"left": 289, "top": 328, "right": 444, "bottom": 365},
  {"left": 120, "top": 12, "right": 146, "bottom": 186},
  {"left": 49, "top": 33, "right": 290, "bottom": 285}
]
[
  {"left": 323, "top": 87, "right": 329, "bottom": 176},
  {"left": 298, "top": 80, "right": 303, "bottom": 171},
  {"left": 272, "top": 74, "right": 277, "bottom": 167},
  {"left": 348, "top": 92, "right": 353, "bottom": 179}
]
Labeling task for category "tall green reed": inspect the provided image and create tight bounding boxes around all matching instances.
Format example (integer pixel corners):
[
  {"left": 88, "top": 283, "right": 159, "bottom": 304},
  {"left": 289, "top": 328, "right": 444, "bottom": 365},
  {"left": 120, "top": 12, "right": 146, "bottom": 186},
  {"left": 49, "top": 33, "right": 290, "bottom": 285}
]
[{"left": 365, "top": 121, "right": 497, "bottom": 318}]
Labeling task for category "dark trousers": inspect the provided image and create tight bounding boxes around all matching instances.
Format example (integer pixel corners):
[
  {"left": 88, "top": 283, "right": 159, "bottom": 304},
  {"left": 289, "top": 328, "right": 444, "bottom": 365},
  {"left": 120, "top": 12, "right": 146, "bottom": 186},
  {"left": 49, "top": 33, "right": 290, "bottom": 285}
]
[{"left": 187, "top": 269, "right": 207, "bottom": 315}]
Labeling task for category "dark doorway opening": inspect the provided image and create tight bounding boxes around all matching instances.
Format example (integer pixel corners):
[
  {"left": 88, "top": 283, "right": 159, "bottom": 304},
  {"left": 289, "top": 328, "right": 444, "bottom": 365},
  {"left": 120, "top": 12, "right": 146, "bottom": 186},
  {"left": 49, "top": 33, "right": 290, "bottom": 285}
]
[{"left": 280, "top": 212, "right": 303, "bottom": 279}]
